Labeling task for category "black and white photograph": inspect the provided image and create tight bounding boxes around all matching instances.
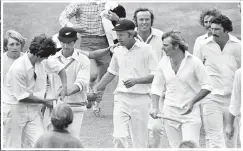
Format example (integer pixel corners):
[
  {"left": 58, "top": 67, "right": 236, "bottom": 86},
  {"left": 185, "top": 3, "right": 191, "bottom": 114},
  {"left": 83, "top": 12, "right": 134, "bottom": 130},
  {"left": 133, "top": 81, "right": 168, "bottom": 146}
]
[{"left": 1, "top": 0, "right": 241, "bottom": 149}]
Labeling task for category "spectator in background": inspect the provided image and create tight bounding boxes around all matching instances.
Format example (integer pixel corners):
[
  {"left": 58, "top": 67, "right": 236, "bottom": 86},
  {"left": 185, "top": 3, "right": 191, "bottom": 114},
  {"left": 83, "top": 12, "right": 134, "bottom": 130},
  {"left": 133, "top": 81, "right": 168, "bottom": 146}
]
[{"left": 3, "top": 30, "right": 26, "bottom": 80}]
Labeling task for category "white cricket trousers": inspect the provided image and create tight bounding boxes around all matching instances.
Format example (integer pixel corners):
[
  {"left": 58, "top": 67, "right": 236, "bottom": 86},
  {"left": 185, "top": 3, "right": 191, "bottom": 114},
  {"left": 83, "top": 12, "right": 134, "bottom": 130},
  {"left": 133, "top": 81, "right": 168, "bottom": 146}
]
[
  {"left": 202, "top": 94, "right": 239, "bottom": 148},
  {"left": 42, "top": 105, "right": 86, "bottom": 140},
  {"left": 113, "top": 92, "right": 150, "bottom": 148},
  {"left": 3, "top": 103, "right": 44, "bottom": 148},
  {"left": 163, "top": 104, "right": 201, "bottom": 148}
]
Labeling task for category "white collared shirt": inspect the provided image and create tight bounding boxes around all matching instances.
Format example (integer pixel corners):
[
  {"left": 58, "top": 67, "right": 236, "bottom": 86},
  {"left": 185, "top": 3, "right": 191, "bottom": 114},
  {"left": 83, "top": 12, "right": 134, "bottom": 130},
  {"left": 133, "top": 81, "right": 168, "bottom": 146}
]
[
  {"left": 197, "top": 34, "right": 241, "bottom": 96},
  {"left": 3, "top": 52, "right": 24, "bottom": 82},
  {"left": 229, "top": 68, "right": 241, "bottom": 117},
  {"left": 193, "top": 33, "right": 209, "bottom": 57},
  {"left": 136, "top": 27, "right": 164, "bottom": 62},
  {"left": 108, "top": 41, "right": 157, "bottom": 95},
  {"left": 48, "top": 49, "right": 90, "bottom": 103},
  {"left": 3, "top": 53, "right": 64, "bottom": 104},
  {"left": 151, "top": 51, "right": 212, "bottom": 108}
]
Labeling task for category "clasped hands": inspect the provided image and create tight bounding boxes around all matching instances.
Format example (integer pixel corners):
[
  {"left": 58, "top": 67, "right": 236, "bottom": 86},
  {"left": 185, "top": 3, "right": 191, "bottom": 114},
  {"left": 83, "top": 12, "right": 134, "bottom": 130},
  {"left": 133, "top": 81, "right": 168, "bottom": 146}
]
[{"left": 42, "top": 86, "right": 67, "bottom": 109}]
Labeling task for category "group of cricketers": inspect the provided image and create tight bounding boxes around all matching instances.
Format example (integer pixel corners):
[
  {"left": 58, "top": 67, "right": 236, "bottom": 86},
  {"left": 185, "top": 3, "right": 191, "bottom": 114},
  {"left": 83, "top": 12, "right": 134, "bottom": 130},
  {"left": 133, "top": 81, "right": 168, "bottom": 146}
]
[{"left": 2, "top": 2, "right": 241, "bottom": 149}]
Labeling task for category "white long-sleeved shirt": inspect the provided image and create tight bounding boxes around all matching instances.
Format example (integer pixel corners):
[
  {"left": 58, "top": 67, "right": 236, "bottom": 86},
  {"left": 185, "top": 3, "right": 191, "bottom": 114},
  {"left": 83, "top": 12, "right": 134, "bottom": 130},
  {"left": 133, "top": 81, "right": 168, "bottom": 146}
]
[
  {"left": 229, "top": 68, "right": 241, "bottom": 117},
  {"left": 136, "top": 27, "right": 164, "bottom": 62},
  {"left": 196, "top": 34, "right": 241, "bottom": 96},
  {"left": 3, "top": 53, "right": 64, "bottom": 104},
  {"left": 193, "top": 33, "right": 209, "bottom": 57},
  {"left": 48, "top": 49, "right": 90, "bottom": 103},
  {"left": 151, "top": 51, "right": 212, "bottom": 108},
  {"left": 108, "top": 41, "right": 157, "bottom": 95}
]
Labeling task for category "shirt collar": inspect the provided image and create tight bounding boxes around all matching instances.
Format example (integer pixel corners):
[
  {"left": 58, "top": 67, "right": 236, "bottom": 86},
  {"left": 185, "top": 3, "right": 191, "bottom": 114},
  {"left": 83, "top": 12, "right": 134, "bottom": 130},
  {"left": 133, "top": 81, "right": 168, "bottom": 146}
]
[
  {"left": 135, "top": 27, "right": 157, "bottom": 42},
  {"left": 23, "top": 53, "right": 34, "bottom": 71},
  {"left": 205, "top": 33, "right": 240, "bottom": 44},
  {"left": 184, "top": 51, "right": 192, "bottom": 59},
  {"left": 55, "top": 49, "right": 79, "bottom": 61}
]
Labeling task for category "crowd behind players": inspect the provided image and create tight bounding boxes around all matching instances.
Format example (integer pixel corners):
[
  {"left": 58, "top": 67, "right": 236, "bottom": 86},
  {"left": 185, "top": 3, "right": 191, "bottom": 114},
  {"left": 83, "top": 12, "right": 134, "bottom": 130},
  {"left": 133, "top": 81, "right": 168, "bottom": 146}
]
[{"left": 2, "top": 2, "right": 241, "bottom": 149}]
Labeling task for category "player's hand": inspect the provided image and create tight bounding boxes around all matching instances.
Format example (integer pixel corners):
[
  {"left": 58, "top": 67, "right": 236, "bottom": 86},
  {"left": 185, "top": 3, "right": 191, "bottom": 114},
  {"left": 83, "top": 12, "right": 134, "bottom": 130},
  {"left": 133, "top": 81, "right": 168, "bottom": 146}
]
[
  {"left": 123, "top": 79, "right": 137, "bottom": 88},
  {"left": 181, "top": 100, "right": 194, "bottom": 115},
  {"left": 43, "top": 98, "right": 56, "bottom": 108},
  {"left": 149, "top": 107, "right": 160, "bottom": 119},
  {"left": 56, "top": 86, "right": 67, "bottom": 100},
  {"left": 110, "top": 43, "right": 120, "bottom": 53},
  {"left": 104, "top": 11, "right": 119, "bottom": 21},
  {"left": 72, "top": 25, "right": 88, "bottom": 34},
  {"left": 225, "top": 124, "right": 234, "bottom": 139}
]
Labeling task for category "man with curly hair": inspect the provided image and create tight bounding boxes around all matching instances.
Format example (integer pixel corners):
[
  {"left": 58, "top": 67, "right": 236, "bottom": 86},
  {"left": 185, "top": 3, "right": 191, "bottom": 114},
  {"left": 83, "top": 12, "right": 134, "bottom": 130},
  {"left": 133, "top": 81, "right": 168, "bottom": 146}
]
[
  {"left": 193, "top": 9, "right": 221, "bottom": 57},
  {"left": 3, "top": 34, "right": 68, "bottom": 148}
]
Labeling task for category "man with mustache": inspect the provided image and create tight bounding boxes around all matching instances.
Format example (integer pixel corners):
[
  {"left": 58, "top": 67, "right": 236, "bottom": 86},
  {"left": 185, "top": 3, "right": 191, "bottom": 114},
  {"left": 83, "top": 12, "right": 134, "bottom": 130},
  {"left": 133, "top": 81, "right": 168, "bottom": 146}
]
[
  {"left": 133, "top": 8, "right": 168, "bottom": 148},
  {"left": 185, "top": 14, "right": 241, "bottom": 148},
  {"left": 94, "top": 19, "right": 157, "bottom": 148}
]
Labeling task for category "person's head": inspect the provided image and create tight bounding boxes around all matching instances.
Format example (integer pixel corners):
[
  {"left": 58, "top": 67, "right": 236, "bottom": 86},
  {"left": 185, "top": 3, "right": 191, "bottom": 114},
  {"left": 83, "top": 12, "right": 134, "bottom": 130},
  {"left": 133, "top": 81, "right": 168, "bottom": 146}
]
[
  {"left": 133, "top": 8, "right": 154, "bottom": 32},
  {"left": 58, "top": 27, "right": 77, "bottom": 52},
  {"left": 113, "top": 19, "right": 137, "bottom": 48},
  {"left": 199, "top": 9, "right": 221, "bottom": 33},
  {"left": 51, "top": 103, "right": 73, "bottom": 130},
  {"left": 29, "top": 34, "right": 57, "bottom": 62},
  {"left": 111, "top": 4, "right": 126, "bottom": 26},
  {"left": 162, "top": 30, "right": 188, "bottom": 57},
  {"left": 4, "top": 30, "right": 26, "bottom": 54},
  {"left": 179, "top": 140, "right": 198, "bottom": 148},
  {"left": 210, "top": 14, "right": 233, "bottom": 41}
]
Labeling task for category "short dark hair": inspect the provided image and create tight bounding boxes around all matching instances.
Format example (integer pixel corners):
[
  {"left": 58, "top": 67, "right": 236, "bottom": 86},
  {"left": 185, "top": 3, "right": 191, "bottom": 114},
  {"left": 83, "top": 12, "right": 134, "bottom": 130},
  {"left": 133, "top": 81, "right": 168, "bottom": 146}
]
[
  {"left": 133, "top": 8, "right": 154, "bottom": 26},
  {"left": 211, "top": 14, "right": 233, "bottom": 32},
  {"left": 29, "top": 34, "right": 57, "bottom": 58},
  {"left": 51, "top": 103, "right": 73, "bottom": 130},
  {"left": 162, "top": 31, "right": 188, "bottom": 53},
  {"left": 111, "top": 5, "right": 126, "bottom": 26},
  {"left": 199, "top": 8, "right": 221, "bottom": 27}
]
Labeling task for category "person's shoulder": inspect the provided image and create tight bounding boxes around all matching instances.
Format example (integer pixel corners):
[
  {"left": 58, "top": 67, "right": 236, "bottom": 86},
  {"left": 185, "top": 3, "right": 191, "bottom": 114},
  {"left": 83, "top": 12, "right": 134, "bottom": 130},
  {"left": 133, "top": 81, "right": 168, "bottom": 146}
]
[
  {"left": 229, "top": 34, "right": 241, "bottom": 44},
  {"left": 152, "top": 27, "right": 163, "bottom": 37},
  {"left": 75, "top": 49, "right": 90, "bottom": 62}
]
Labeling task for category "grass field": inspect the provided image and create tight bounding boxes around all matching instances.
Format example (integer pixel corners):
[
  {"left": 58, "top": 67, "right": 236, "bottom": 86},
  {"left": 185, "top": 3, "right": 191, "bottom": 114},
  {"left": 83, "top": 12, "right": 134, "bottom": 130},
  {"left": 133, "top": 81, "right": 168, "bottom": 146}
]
[{"left": 2, "top": 2, "right": 241, "bottom": 148}]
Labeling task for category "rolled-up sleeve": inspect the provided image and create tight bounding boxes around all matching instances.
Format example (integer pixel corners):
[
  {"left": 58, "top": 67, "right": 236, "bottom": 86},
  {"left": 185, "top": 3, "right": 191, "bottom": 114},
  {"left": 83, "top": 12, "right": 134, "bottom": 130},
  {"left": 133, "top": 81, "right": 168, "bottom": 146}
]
[
  {"left": 59, "top": 3, "right": 79, "bottom": 27},
  {"left": 194, "top": 58, "right": 212, "bottom": 91},
  {"left": 151, "top": 61, "right": 166, "bottom": 97},
  {"left": 75, "top": 58, "right": 90, "bottom": 93},
  {"left": 45, "top": 57, "right": 65, "bottom": 74},
  {"left": 107, "top": 52, "right": 119, "bottom": 75},
  {"left": 146, "top": 45, "right": 158, "bottom": 75},
  {"left": 229, "top": 69, "right": 241, "bottom": 116},
  {"left": 11, "top": 70, "right": 30, "bottom": 101}
]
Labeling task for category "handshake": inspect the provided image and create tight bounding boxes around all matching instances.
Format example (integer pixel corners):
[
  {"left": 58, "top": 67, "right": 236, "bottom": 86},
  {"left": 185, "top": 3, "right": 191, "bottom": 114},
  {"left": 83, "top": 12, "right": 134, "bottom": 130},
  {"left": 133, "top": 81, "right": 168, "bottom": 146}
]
[{"left": 86, "top": 88, "right": 103, "bottom": 109}]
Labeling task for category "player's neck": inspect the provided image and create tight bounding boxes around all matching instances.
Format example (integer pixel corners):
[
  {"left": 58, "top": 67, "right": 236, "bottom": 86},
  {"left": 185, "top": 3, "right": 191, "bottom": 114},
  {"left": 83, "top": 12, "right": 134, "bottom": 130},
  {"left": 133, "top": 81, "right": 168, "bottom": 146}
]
[
  {"left": 7, "top": 50, "right": 21, "bottom": 60},
  {"left": 62, "top": 48, "right": 74, "bottom": 58},
  {"left": 138, "top": 28, "right": 152, "bottom": 42}
]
